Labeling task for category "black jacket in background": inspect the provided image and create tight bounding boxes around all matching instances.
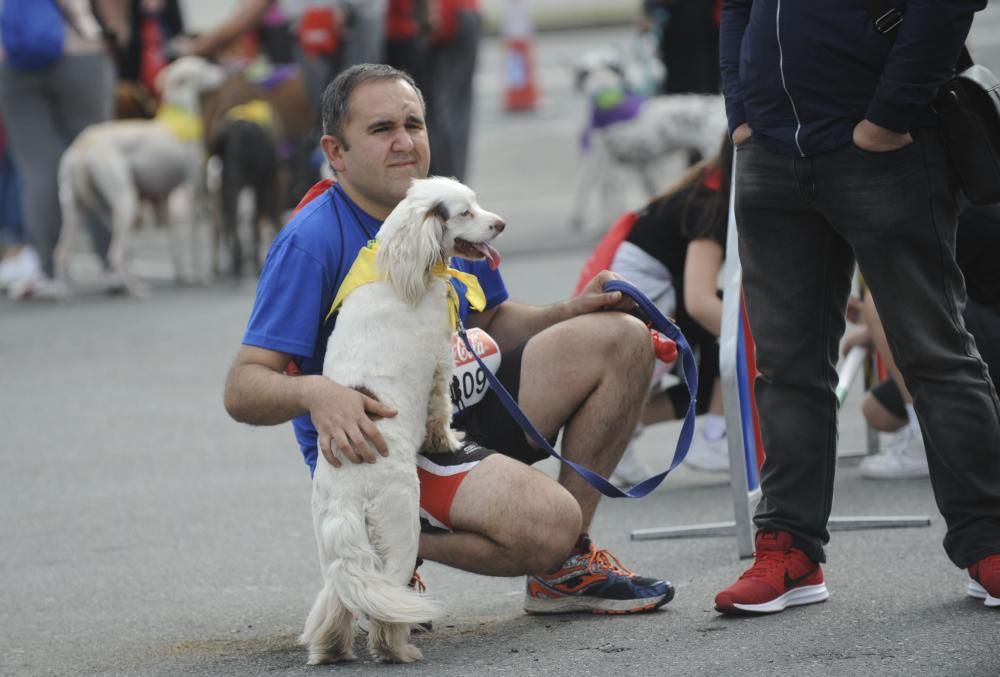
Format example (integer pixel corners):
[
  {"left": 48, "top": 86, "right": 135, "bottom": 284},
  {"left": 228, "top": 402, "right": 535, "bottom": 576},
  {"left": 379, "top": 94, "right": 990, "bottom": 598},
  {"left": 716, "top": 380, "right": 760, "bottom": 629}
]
[{"left": 719, "top": 0, "right": 985, "bottom": 157}]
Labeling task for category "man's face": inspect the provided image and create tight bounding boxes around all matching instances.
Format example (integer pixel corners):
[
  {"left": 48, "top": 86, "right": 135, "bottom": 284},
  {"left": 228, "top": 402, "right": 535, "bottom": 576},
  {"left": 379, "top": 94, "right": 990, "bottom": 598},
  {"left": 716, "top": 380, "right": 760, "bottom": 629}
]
[{"left": 321, "top": 79, "right": 430, "bottom": 219}]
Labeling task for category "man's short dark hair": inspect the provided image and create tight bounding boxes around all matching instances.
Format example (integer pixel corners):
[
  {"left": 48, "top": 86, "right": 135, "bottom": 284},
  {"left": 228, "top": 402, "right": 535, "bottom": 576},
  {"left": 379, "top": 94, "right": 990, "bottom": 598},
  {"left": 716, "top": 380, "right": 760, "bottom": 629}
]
[{"left": 321, "top": 64, "right": 426, "bottom": 147}]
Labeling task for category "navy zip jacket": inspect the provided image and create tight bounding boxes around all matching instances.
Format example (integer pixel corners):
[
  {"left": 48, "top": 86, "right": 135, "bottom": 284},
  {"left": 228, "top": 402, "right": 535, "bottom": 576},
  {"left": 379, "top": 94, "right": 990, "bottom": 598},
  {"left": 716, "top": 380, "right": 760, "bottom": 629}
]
[{"left": 720, "top": 0, "right": 985, "bottom": 157}]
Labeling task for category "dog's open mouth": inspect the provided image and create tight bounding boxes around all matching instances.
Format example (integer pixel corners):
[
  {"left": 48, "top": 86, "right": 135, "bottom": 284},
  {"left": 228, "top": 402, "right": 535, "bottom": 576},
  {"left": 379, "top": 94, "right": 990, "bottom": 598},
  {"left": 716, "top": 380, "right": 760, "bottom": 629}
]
[{"left": 454, "top": 239, "right": 502, "bottom": 270}]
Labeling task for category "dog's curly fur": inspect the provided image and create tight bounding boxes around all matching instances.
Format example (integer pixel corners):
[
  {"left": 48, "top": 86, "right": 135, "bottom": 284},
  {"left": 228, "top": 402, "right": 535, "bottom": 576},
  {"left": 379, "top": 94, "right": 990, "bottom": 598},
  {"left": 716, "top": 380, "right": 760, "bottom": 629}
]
[{"left": 300, "top": 176, "right": 505, "bottom": 665}]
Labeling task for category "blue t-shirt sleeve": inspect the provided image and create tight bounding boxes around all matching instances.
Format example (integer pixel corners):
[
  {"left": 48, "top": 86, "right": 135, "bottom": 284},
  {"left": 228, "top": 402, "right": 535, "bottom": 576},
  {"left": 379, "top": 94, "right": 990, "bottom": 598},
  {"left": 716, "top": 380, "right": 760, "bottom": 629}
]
[
  {"left": 243, "top": 239, "right": 333, "bottom": 359},
  {"left": 453, "top": 258, "right": 509, "bottom": 313},
  {"left": 479, "top": 263, "right": 509, "bottom": 309}
]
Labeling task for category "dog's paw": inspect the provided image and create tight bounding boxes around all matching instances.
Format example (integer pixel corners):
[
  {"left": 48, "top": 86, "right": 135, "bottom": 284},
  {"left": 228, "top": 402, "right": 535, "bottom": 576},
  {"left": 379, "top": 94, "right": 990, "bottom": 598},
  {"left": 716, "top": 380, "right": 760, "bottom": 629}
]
[
  {"left": 306, "top": 649, "right": 356, "bottom": 665},
  {"left": 444, "top": 426, "right": 465, "bottom": 451},
  {"left": 102, "top": 270, "right": 149, "bottom": 298},
  {"left": 373, "top": 644, "right": 424, "bottom": 663},
  {"left": 421, "top": 424, "right": 464, "bottom": 455}
]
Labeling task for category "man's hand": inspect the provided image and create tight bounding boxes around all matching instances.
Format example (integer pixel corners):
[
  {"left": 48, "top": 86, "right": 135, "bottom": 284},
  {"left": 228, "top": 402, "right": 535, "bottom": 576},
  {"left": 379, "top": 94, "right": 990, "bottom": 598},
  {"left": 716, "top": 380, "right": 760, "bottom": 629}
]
[
  {"left": 732, "top": 123, "right": 753, "bottom": 146},
  {"left": 305, "top": 377, "right": 398, "bottom": 468},
  {"left": 568, "top": 270, "right": 637, "bottom": 316},
  {"left": 853, "top": 120, "right": 912, "bottom": 152}
]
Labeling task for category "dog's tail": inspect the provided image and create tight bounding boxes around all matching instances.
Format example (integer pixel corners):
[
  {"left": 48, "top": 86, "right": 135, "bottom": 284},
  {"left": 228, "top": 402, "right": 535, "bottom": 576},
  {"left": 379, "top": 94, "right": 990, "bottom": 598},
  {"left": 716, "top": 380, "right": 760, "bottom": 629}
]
[{"left": 321, "top": 509, "right": 441, "bottom": 625}]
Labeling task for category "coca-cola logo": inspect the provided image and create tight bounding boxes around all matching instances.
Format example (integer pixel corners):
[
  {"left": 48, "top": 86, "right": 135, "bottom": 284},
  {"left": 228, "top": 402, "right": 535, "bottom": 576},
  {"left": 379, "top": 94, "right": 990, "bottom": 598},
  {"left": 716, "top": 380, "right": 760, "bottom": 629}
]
[{"left": 452, "top": 328, "right": 498, "bottom": 367}]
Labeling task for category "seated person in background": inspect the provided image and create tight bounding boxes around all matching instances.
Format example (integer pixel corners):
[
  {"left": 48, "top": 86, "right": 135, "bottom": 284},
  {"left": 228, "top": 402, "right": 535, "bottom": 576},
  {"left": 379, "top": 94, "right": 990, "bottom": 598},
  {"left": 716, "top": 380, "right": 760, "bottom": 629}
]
[
  {"left": 578, "top": 134, "right": 733, "bottom": 484},
  {"left": 843, "top": 204, "right": 1000, "bottom": 479}
]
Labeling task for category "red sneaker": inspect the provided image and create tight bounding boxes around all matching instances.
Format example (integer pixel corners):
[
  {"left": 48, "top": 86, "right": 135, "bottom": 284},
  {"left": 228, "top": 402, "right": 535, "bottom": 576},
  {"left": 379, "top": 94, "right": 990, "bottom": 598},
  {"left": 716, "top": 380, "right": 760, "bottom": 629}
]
[
  {"left": 967, "top": 554, "right": 1000, "bottom": 608},
  {"left": 714, "top": 531, "right": 829, "bottom": 615}
]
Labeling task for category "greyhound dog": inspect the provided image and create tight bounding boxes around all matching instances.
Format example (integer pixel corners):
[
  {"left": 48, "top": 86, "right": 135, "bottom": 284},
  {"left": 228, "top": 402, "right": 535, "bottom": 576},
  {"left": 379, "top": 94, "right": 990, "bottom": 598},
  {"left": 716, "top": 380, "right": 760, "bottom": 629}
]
[{"left": 56, "top": 56, "right": 227, "bottom": 295}]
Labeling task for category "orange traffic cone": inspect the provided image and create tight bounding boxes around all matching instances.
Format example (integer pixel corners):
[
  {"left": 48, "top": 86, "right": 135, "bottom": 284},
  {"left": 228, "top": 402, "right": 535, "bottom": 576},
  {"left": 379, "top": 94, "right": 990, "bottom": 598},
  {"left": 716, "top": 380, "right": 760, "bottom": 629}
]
[{"left": 503, "top": 0, "right": 538, "bottom": 111}]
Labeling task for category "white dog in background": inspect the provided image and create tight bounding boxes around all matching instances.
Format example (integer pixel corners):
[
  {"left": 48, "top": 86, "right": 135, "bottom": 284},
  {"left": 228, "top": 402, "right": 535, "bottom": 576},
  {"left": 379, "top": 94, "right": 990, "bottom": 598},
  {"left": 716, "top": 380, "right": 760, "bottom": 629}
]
[
  {"left": 300, "top": 177, "right": 505, "bottom": 665},
  {"left": 569, "top": 46, "right": 728, "bottom": 230},
  {"left": 55, "top": 56, "right": 227, "bottom": 296}
]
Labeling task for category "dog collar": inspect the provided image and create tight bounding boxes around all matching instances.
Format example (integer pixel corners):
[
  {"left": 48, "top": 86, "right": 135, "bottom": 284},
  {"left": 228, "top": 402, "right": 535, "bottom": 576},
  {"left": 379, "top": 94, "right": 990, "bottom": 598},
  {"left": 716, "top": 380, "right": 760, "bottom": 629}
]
[
  {"left": 326, "top": 241, "right": 486, "bottom": 329},
  {"left": 581, "top": 93, "right": 645, "bottom": 151},
  {"left": 155, "top": 104, "right": 204, "bottom": 141},
  {"left": 224, "top": 99, "right": 274, "bottom": 128}
]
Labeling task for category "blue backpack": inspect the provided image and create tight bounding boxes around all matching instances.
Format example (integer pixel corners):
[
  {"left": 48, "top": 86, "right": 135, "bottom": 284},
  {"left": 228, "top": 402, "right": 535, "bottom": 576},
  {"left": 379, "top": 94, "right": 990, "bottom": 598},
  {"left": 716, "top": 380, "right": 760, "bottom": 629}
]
[{"left": 1, "top": 0, "right": 65, "bottom": 71}]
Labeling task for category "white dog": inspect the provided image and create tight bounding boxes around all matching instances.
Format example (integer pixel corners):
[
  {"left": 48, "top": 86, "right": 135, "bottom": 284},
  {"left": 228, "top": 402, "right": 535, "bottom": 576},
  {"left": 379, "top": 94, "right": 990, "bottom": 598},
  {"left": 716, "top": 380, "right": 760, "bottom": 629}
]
[
  {"left": 569, "top": 49, "right": 728, "bottom": 230},
  {"left": 55, "top": 56, "right": 228, "bottom": 296},
  {"left": 300, "top": 176, "right": 505, "bottom": 665}
]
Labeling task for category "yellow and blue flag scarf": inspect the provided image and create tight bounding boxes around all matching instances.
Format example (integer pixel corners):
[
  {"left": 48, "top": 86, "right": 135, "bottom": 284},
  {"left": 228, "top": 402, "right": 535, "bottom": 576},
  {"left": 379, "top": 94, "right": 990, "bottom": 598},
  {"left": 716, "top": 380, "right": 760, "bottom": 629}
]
[{"left": 326, "top": 240, "right": 485, "bottom": 329}]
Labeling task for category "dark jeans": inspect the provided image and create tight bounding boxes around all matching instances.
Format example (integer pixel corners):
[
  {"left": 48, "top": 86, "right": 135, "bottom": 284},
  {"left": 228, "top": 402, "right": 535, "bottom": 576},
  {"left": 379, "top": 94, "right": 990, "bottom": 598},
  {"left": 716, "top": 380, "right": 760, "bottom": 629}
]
[{"left": 735, "top": 129, "right": 1000, "bottom": 568}]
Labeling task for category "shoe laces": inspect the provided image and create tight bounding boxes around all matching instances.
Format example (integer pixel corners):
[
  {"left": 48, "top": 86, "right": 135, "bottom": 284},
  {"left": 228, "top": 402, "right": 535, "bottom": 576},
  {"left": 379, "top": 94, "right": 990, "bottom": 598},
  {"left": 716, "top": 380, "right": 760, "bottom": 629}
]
[
  {"left": 582, "top": 543, "right": 636, "bottom": 578},
  {"left": 738, "top": 548, "right": 787, "bottom": 581}
]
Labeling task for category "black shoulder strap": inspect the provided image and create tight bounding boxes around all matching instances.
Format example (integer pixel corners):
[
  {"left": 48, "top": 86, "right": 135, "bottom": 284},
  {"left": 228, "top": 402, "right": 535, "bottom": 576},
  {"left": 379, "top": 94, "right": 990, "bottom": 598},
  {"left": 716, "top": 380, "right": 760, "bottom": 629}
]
[
  {"left": 864, "top": 0, "right": 973, "bottom": 70},
  {"left": 865, "top": 0, "right": 903, "bottom": 38}
]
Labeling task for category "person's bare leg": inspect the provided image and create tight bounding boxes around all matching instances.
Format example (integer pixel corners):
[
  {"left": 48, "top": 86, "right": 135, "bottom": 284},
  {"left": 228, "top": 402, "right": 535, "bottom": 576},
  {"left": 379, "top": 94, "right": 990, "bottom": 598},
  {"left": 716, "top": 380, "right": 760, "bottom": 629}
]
[
  {"left": 861, "top": 392, "right": 908, "bottom": 432},
  {"left": 863, "top": 291, "right": 914, "bottom": 403},
  {"left": 643, "top": 373, "right": 724, "bottom": 426},
  {"left": 517, "top": 312, "right": 654, "bottom": 529},
  {"left": 708, "top": 378, "right": 724, "bottom": 414},
  {"left": 418, "top": 454, "right": 581, "bottom": 575},
  {"left": 860, "top": 291, "right": 913, "bottom": 432}
]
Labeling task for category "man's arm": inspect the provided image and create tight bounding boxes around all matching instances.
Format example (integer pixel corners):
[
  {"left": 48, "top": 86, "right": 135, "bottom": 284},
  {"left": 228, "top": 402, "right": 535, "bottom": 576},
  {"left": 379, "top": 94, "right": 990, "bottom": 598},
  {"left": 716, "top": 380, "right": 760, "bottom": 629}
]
[
  {"left": 720, "top": 0, "right": 752, "bottom": 138},
  {"left": 467, "top": 270, "right": 637, "bottom": 352},
  {"left": 866, "top": 0, "right": 986, "bottom": 135},
  {"left": 223, "top": 345, "right": 397, "bottom": 467},
  {"left": 182, "top": 0, "right": 271, "bottom": 58}
]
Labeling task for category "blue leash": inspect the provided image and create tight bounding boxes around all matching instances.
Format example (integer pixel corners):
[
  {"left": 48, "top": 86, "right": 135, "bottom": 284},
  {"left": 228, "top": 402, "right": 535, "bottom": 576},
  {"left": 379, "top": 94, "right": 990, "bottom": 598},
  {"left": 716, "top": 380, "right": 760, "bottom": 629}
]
[{"left": 456, "top": 279, "right": 699, "bottom": 498}]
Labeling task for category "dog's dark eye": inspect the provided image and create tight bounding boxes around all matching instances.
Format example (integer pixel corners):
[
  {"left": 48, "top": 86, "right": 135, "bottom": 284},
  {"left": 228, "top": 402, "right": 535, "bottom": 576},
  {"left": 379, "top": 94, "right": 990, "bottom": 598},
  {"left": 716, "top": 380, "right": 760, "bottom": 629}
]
[{"left": 461, "top": 210, "right": 473, "bottom": 218}]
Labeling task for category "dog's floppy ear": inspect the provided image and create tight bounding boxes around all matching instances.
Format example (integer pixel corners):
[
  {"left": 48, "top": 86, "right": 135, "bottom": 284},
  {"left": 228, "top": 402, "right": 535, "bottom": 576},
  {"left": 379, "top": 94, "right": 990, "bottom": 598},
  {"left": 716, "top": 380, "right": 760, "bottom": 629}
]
[{"left": 377, "top": 199, "right": 448, "bottom": 305}]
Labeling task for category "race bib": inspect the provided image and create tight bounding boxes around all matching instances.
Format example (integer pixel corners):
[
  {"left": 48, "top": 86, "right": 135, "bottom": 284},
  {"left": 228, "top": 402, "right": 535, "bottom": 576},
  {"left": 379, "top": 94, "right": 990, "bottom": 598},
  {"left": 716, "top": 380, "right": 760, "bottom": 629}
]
[{"left": 450, "top": 328, "right": 501, "bottom": 413}]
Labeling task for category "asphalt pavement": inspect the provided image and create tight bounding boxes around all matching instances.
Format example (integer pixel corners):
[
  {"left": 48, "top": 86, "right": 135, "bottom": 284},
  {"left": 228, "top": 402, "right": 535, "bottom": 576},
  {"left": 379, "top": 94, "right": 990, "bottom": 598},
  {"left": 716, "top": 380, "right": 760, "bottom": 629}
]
[{"left": 4, "top": 9, "right": 1000, "bottom": 677}]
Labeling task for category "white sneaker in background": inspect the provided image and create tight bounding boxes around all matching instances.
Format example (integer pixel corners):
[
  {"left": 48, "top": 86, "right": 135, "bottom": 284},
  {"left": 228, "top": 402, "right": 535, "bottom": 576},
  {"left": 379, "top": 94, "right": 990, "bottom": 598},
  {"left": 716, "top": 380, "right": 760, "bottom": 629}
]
[
  {"left": 860, "top": 424, "right": 929, "bottom": 479},
  {"left": 685, "top": 427, "right": 730, "bottom": 473},
  {"left": 612, "top": 443, "right": 648, "bottom": 488},
  {"left": 7, "top": 271, "right": 66, "bottom": 301},
  {"left": 0, "top": 245, "right": 41, "bottom": 291}
]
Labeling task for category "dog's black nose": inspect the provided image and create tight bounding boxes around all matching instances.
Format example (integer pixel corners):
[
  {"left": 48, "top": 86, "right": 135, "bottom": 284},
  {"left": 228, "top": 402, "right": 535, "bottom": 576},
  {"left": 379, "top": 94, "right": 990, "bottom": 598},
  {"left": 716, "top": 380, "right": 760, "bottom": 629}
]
[{"left": 493, "top": 220, "right": 506, "bottom": 233}]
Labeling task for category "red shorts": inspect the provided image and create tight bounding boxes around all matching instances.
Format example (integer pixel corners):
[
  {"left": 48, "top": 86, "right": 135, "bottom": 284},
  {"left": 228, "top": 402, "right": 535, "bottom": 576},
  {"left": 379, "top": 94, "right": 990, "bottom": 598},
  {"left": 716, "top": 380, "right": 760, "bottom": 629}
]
[{"left": 417, "top": 442, "right": 495, "bottom": 531}]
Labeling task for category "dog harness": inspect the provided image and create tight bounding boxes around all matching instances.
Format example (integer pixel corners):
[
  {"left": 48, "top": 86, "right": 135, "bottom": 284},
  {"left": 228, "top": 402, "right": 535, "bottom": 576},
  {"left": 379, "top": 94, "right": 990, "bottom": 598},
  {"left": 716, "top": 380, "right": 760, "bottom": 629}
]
[
  {"left": 325, "top": 240, "right": 486, "bottom": 330},
  {"left": 155, "top": 103, "right": 203, "bottom": 141}
]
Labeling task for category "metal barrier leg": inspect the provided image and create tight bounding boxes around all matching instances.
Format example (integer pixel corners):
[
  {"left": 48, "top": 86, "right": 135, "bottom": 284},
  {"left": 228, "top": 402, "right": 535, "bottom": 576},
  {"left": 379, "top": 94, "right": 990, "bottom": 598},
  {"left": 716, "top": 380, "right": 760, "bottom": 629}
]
[{"left": 632, "top": 513, "right": 930, "bottom": 542}]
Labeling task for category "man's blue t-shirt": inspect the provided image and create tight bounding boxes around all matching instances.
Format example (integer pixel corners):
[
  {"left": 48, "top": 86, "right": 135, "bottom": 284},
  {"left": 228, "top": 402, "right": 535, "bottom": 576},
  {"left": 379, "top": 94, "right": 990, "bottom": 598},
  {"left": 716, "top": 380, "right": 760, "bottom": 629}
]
[{"left": 242, "top": 183, "right": 509, "bottom": 473}]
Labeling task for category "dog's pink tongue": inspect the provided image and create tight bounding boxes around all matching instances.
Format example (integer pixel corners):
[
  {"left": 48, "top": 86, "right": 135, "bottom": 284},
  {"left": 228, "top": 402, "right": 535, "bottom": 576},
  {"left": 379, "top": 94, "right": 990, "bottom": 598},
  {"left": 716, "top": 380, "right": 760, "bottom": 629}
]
[{"left": 476, "top": 242, "right": 502, "bottom": 270}]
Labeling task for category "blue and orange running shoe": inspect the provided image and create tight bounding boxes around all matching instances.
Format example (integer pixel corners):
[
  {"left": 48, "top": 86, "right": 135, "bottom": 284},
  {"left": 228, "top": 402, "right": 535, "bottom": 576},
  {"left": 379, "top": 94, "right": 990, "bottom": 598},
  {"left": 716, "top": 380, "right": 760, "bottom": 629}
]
[{"left": 524, "top": 536, "right": 674, "bottom": 614}]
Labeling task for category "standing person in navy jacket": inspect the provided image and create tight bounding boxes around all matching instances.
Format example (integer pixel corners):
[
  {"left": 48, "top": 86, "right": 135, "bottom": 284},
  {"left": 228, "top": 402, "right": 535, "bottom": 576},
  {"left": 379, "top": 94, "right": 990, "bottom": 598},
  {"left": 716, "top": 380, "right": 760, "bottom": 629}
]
[{"left": 715, "top": 0, "right": 1000, "bottom": 615}]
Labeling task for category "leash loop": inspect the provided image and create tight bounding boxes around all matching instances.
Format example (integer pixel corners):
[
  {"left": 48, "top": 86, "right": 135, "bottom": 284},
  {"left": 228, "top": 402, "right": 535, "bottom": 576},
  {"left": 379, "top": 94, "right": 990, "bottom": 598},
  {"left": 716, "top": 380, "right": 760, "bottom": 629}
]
[{"left": 457, "top": 279, "right": 699, "bottom": 498}]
